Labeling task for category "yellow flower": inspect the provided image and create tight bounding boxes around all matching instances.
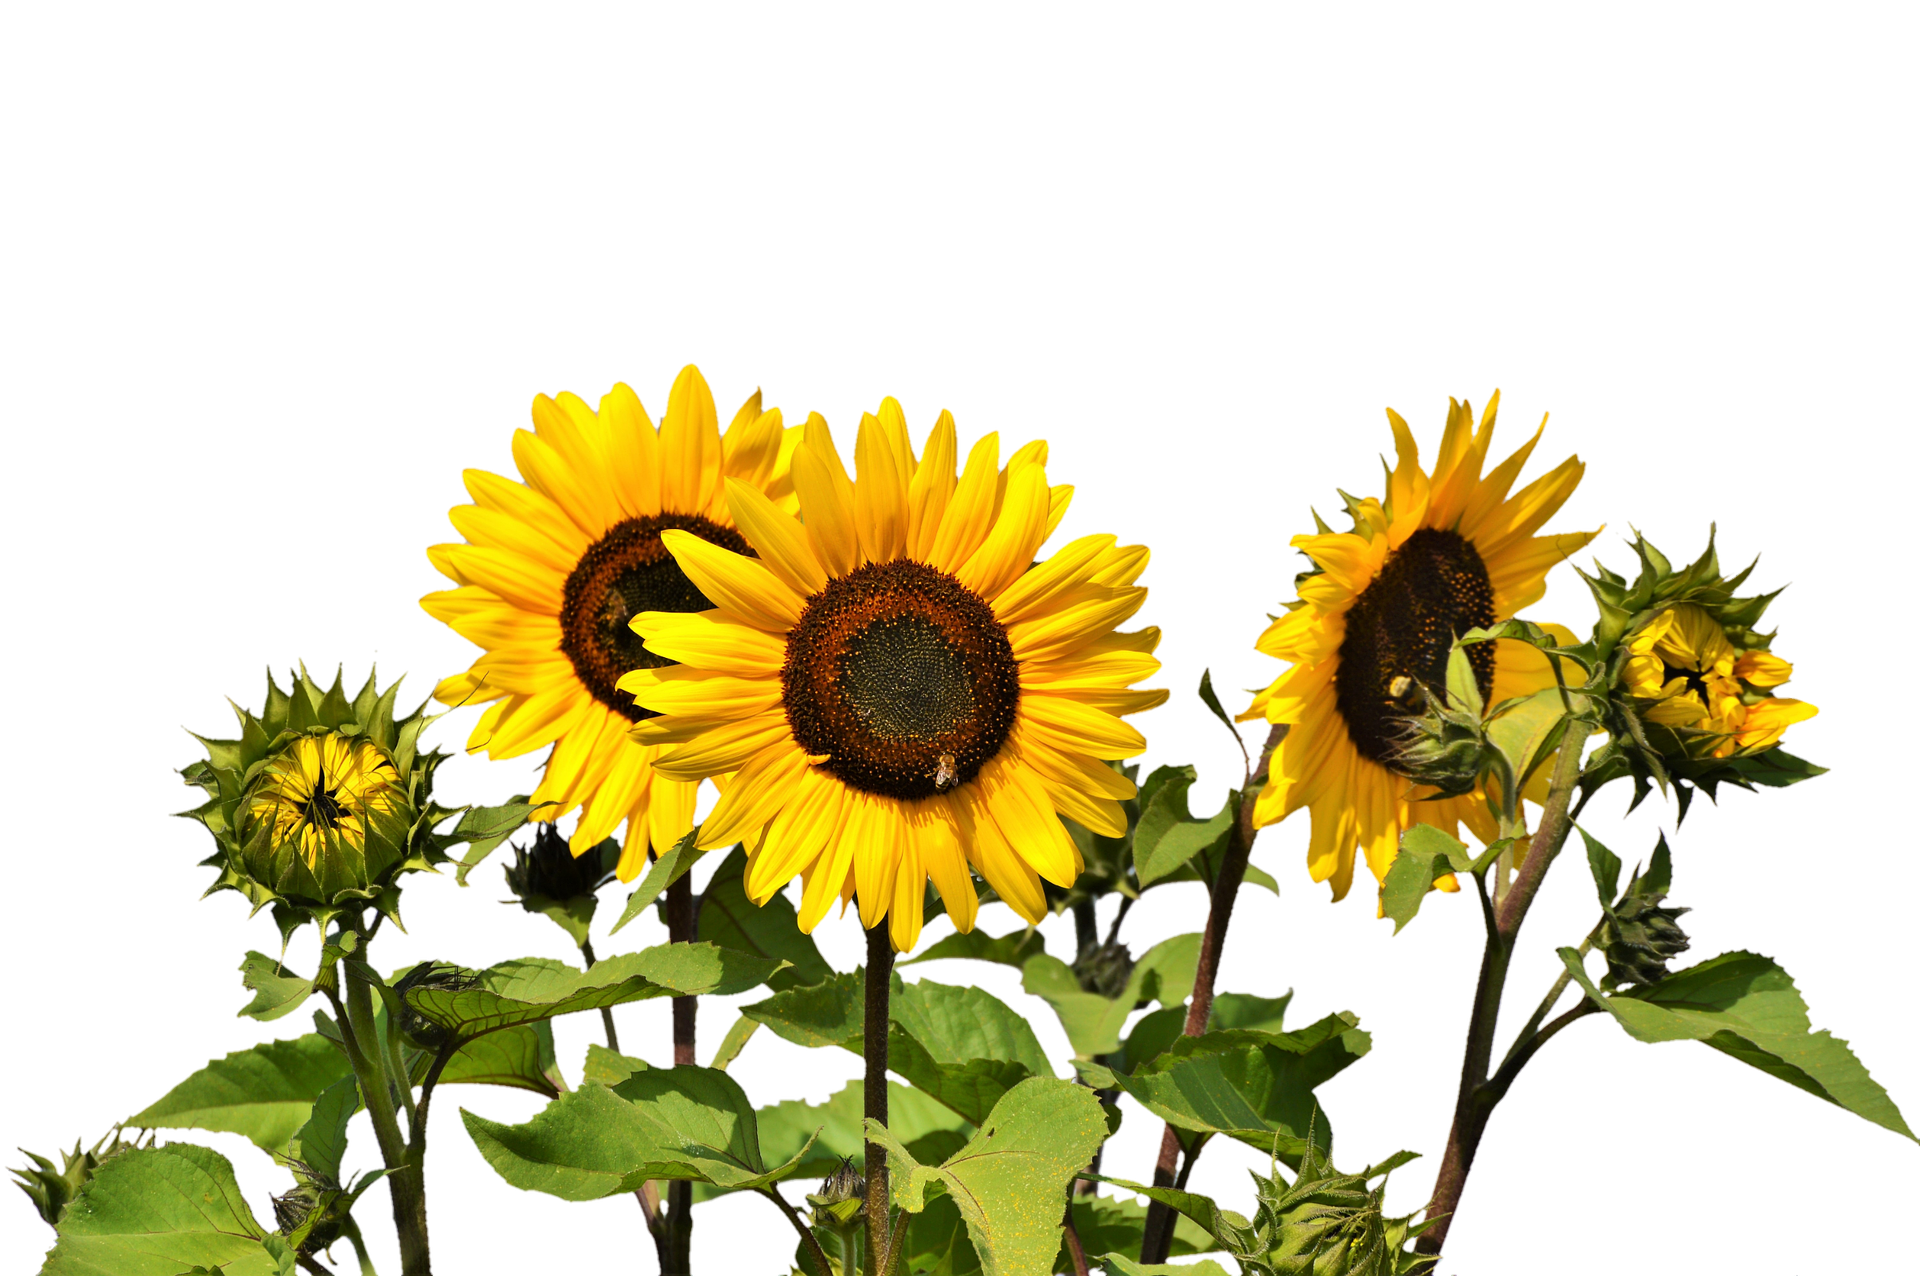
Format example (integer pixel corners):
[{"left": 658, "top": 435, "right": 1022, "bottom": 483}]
[
  {"left": 1622, "top": 602, "right": 1816, "bottom": 756},
  {"left": 423, "top": 366, "right": 798, "bottom": 881},
  {"left": 246, "top": 735, "right": 402, "bottom": 868},
  {"left": 621, "top": 401, "right": 1164, "bottom": 951},
  {"left": 1242, "top": 392, "right": 1599, "bottom": 901}
]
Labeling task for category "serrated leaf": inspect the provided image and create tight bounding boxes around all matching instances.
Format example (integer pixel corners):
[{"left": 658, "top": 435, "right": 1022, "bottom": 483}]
[
  {"left": 890, "top": 979, "right": 1056, "bottom": 1125},
  {"left": 1020, "top": 933, "right": 1201, "bottom": 1059},
  {"left": 461, "top": 1064, "right": 817, "bottom": 1198},
  {"left": 1580, "top": 826, "right": 1623, "bottom": 910},
  {"left": 128, "top": 1036, "right": 348, "bottom": 1154},
  {"left": 870, "top": 1077, "right": 1108, "bottom": 1276},
  {"left": 697, "top": 846, "right": 833, "bottom": 992},
  {"left": 902, "top": 926, "right": 1047, "bottom": 969},
  {"left": 1560, "top": 948, "right": 1915, "bottom": 1141},
  {"left": 288, "top": 1076, "right": 358, "bottom": 1185},
  {"left": 40, "top": 1144, "right": 288, "bottom": 1276},
  {"left": 446, "top": 801, "right": 546, "bottom": 885},
  {"left": 419, "top": 1021, "right": 563, "bottom": 1096},
  {"left": 708, "top": 1015, "right": 760, "bottom": 1071},
  {"left": 236, "top": 953, "right": 313, "bottom": 1023},
  {"left": 403, "top": 943, "right": 786, "bottom": 1039},
  {"left": 1378, "top": 824, "right": 1475, "bottom": 934},
  {"left": 755, "top": 1079, "right": 974, "bottom": 1188}
]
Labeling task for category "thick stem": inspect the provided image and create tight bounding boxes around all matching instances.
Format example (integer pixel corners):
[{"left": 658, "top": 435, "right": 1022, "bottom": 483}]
[
  {"left": 1072, "top": 898, "right": 1099, "bottom": 959},
  {"left": 1061, "top": 1200, "right": 1091, "bottom": 1276},
  {"left": 1140, "top": 724, "right": 1283, "bottom": 1264},
  {"left": 757, "top": 1184, "right": 836, "bottom": 1276},
  {"left": 341, "top": 945, "right": 431, "bottom": 1276},
  {"left": 1417, "top": 731, "right": 1587, "bottom": 1256},
  {"left": 659, "top": 874, "right": 700, "bottom": 1275},
  {"left": 865, "top": 922, "right": 896, "bottom": 1275}
]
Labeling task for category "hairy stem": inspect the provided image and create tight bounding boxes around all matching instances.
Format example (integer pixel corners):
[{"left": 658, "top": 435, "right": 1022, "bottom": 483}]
[
  {"left": 1417, "top": 730, "right": 1587, "bottom": 1256},
  {"left": 579, "top": 940, "right": 621, "bottom": 1052},
  {"left": 865, "top": 921, "right": 896, "bottom": 1275},
  {"left": 1139, "top": 724, "right": 1283, "bottom": 1264},
  {"left": 339, "top": 931, "right": 431, "bottom": 1276},
  {"left": 1062, "top": 1200, "right": 1091, "bottom": 1276}
]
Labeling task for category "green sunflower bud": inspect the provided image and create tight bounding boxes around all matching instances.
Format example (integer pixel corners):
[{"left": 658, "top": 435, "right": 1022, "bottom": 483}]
[
  {"left": 272, "top": 1165, "right": 348, "bottom": 1256},
  {"left": 1601, "top": 892, "right": 1692, "bottom": 987},
  {"left": 1071, "top": 940, "right": 1136, "bottom": 999},
  {"left": 807, "top": 1156, "right": 867, "bottom": 1228},
  {"left": 390, "top": 962, "right": 479, "bottom": 1052},
  {"left": 499, "top": 821, "right": 618, "bottom": 951},
  {"left": 181, "top": 667, "right": 454, "bottom": 937},
  {"left": 10, "top": 1129, "right": 147, "bottom": 1228}
]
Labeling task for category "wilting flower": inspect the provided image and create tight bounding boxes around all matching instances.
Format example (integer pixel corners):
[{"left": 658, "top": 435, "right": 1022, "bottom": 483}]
[
  {"left": 1241, "top": 393, "right": 1599, "bottom": 900},
  {"left": 424, "top": 366, "right": 798, "bottom": 880},
  {"left": 623, "top": 402, "right": 1163, "bottom": 950}
]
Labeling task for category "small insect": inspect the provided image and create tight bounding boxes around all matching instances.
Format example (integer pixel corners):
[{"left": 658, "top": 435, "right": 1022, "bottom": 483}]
[
  {"left": 1388, "top": 675, "right": 1413, "bottom": 699},
  {"left": 933, "top": 753, "right": 959, "bottom": 792}
]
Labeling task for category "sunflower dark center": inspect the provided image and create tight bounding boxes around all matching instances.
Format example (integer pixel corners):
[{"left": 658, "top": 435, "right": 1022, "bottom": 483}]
[
  {"left": 1333, "top": 526, "right": 1496, "bottom": 770},
  {"left": 560, "top": 514, "right": 753, "bottom": 722},
  {"left": 1660, "top": 661, "right": 1713, "bottom": 705},
  {"left": 782, "top": 560, "right": 1019, "bottom": 801},
  {"left": 302, "top": 775, "right": 349, "bottom": 829}
]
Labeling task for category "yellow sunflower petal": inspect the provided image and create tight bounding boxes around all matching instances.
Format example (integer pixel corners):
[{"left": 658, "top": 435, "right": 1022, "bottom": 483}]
[
  {"left": 631, "top": 609, "right": 786, "bottom": 676},
  {"left": 792, "top": 431, "right": 861, "bottom": 579},
  {"left": 659, "top": 365, "right": 723, "bottom": 517},
  {"left": 906, "top": 411, "right": 959, "bottom": 560},
  {"left": 599, "top": 381, "right": 663, "bottom": 518},
  {"left": 927, "top": 432, "right": 1001, "bottom": 573},
  {"left": 698, "top": 742, "right": 808, "bottom": 850},
  {"left": 659, "top": 529, "right": 804, "bottom": 632}
]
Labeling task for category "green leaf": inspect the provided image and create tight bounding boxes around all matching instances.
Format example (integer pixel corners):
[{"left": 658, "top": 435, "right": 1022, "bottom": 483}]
[
  {"left": 1379, "top": 824, "right": 1485, "bottom": 934},
  {"left": 419, "top": 1021, "right": 563, "bottom": 1096},
  {"left": 697, "top": 846, "right": 833, "bottom": 992},
  {"left": 755, "top": 1079, "right": 974, "bottom": 1187},
  {"left": 609, "top": 828, "right": 703, "bottom": 935},
  {"left": 1101, "top": 1015, "right": 1370, "bottom": 1164},
  {"left": 287, "top": 1076, "right": 358, "bottom": 1185},
  {"left": 462, "top": 1064, "right": 818, "bottom": 1198},
  {"left": 236, "top": 953, "right": 312, "bottom": 1023},
  {"left": 1064, "top": 1194, "right": 1218, "bottom": 1266},
  {"left": 708, "top": 1015, "right": 760, "bottom": 1071},
  {"left": 40, "top": 1143, "right": 290, "bottom": 1276},
  {"left": 869, "top": 1077, "right": 1108, "bottom": 1276},
  {"left": 128, "top": 1036, "right": 348, "bottom": 1154},
  {"left": 581, "top": 1043, "right": 648, "bottom": 1087},
  {"left": 1580, "top": 826, "right": 1622, "bottom": 910},
  {"left": 1133, "top": 766, "right": 1239, "bottom": 888},
  {"left": 1483, "top": 687, "right": 1569, "bottom": 792},
  {"left": 521, "top": 894, "right": 597, "bottom": 948},
  {"left": 741, "top": 969, "right": 864, "bottom": 1050},
  {"left": 1196, "top": 669, "right": 1243, "bottom": 748},
  {"left": 403, "top": 943, "right": 786, "bottom": 1040},
  {"left": 1114, "top": 993, "right": 1294, "bottom": 1073},
  {"left": 902, "top": 926, "right": 1048, "bottom": 969},
  {"left": 1020, "top": 933, "right": 1202, "bottom": 1059},
  {"left": 1560, "top": 949, "right": 1915, "bottom": 1141},
  {"left": 1723, "top": 747, "right": 1827, "bottom": 788},
  {"left": 445, "top": 800, "right": 546, "bottom": 885},
  {"left": 890, "top": 979, "right": 1057, "bottom": 1125}
]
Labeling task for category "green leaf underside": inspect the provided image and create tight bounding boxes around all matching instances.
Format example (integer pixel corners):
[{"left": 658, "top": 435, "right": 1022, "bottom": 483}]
[
  {"left": 128, "top": 1035, "right": 346, "bottom": 1154},
  {"left": 461, "top": 1064, "right": 816, "bottom": 1199},
  {"left": 237, "top": 952, "right": 314, "bottom": 1022},
  {"left": 416, "top": 1021, "right": 563, "bottom": 1097},
  {"left": 902, "top": 926, "right": 1048, "bottom": 969},
  {"left": 871, "top": 1077, "right": 1109, "bottom": 1276},
  {"left": 1021, "top": 932, "right": 1203, "bottom": 1058},
  {"left": 1561, "top": 949, "right": 1915, "bottom": 1141},
  {"left": 40, "top": 1144, "right": 288, "bottom": 1276},
  {"left": 1100, "top": 1014, "right": 1370, "bottom": 1161},
  {"left": 698, "top": 847, "right": 833, "bottom": 992},
  {"left": 406, "top": 943, "right": 785, "bottom": 1038},
  {"left": 289, "top": 1075, "right": 358, "bottom": 1185},
  {"left": 448, "top": 801, "right": 547, "bottom": 885}
]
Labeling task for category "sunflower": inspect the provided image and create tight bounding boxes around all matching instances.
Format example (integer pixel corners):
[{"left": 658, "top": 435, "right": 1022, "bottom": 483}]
[
  {"left": 1240, "top": 392, "right": 1600, "bottom": 901},
  {"left": 1621, "top": 602, "right": 1816, "bottom": 756},
  {"left": 619, "top": 400, "right": 1164, "bottom": 951},
  {"left": 423, "top": 366, "right": 798, "bottom": 881},
  {"left": 246, "top": 735, "right": 403, "bottom": 868}
]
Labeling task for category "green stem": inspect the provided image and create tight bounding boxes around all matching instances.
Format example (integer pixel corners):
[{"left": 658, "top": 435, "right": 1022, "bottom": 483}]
[
  {"left": 1498, "top": 930, "right": 1597, "bottom": 1076},
  {"left": 756, "top": 1184, "right": 835, "bottom": 1276},
  {"left": 579, "top": 940, "right": 620, "bottom": 1052},
  {"left": 385, "top": 1013, "right": 417, "bottom": 1129},
  {"left": 1416, "top": 729, "right": 1587, "bottom": 1257},
  {"left": 339, "top": 1212, "right": 384, "bottom": 1274},
  {"left": 1139, "top": 724, "right": 1284, "bottom": 1265},
  {"left": 338, "top": 927, "right": 432, "bottom": 1276},
  {"left": 864, "top": 921, "right": 896, "bottom": 1275}
]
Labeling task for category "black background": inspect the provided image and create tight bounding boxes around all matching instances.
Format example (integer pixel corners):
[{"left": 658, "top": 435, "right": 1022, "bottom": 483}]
[{"left": 11, "top": 260, "right": 1904, "bottom": 1274}]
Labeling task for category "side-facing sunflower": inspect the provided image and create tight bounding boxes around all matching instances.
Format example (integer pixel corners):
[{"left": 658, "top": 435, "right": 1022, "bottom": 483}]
[
  {"left": 423, "top": 366, "right": 798, "bottom": 881},
  {"left": 1622, "top": 602, "right": 1816, "bottom": 756},
  {"left": 620, "top": 400, "right": 1164, "bottom": 951},
  {"left": 1240, "top": 392, "right": 1600, "bottom": 901}
]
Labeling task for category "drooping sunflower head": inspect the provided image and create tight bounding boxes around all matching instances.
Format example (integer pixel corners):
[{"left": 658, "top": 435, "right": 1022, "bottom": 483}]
[
  {"left": 181, "top": 667, "right": 447, "bottom": 934},
  {"left": 423, "top": 365, "right": 799, "bottom": 881},
  {"left": 1241, "top": 392, "right": 1600, "bottom": 901},
  {"left": 622, "top": 399, "right": 1164, "bottom": 951}
]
